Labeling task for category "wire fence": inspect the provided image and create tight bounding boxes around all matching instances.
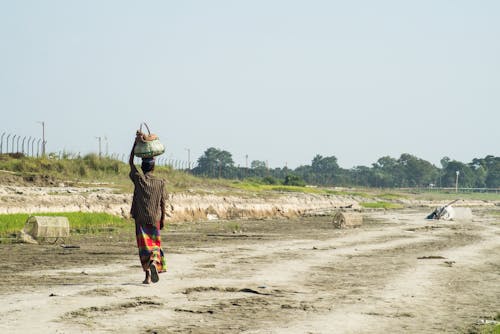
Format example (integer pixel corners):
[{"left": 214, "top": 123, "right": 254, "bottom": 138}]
[
  {"left": 2, "top": 136, "right": 499, "bottom": 192},
  {"left": 0, "top": 131, "right": 198, "bottom": 170},
  {"left": 57, "top": 153, "right": 197, "bottom": 170},
  {"left": 0, "top": 132, "right": 45, "bottom": 157},
  {"left": 130, "top": 156, "right": 196, "bottom": 170},
  {"left": 400, "top": 187, "right": 500, "bottom": 194}
]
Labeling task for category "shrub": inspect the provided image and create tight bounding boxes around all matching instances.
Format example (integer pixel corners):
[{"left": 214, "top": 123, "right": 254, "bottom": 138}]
[
  {"left": 284, "top": 174, "right": 306, "bottom": 187},
  {"left": 262, "top": 176, "right": 281, "bottom": 185}
]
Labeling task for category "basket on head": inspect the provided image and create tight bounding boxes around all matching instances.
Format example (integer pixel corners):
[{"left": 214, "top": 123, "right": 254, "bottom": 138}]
[{"left": 134, "top": 122, "right": 165, "bottom": 158}]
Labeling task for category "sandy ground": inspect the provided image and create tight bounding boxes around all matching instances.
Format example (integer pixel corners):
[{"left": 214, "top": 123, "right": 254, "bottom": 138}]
[{"left": 0, "top": 208, "right": 499, "bottom": 334}]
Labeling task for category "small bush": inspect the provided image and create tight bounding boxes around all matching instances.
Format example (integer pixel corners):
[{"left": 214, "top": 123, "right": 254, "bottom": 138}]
[
  {"left": 83, "top": 153, "right": 100, "bottom": 170},
  {"left": 78, "top": 164, "right": 88, "bottom": 177},
  {"left": 284, "top": 174, "right": 305, "bottom": 187},
  {"left": 262, "top": 176, "right": 281, "bottom": 185}
]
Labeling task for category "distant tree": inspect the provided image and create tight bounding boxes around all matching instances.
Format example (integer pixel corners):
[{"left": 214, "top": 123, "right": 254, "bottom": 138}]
[
  {"left": 470, "top": 155, "right": 500, "bottom": 188},
  {"left": 397, "top": 153, "right": 438, "bottom": 187},
  {"left": 350, "top": 166, "right": 373, "bottom": 186},
  {"left": 284, "top": 174, "right": 305, "bottom": 187},
  {"left": 479, "top": 155, "right": 499, "bottom": 170},
  {"left": 293, "top": 164, "right": 313, "bottom": 183},
  {"left": 485, "top": 159, "right": 500, "bottom": 188},
  {"left": 310, "top": 154, "right": 339, "bottom": 185},
  {"left": 440, "top": 156, "right": 451, "bottom": 169},
  {"left": 251, "top": 160, "right": 267, "bottom": 169},
  {"left": 311, "top": 155, "right": 339, "bottom": 173},
  {"left": 442, "top": 160, "right": 475, "bottom": 188},
  {"left": 472, "top": 165, "right": 488, "bottom": 188},
  {"left": 191, "top": 147, "right": 500, "bottom": 189},
  {"left": 193, "top": 147, "right": 234, "bottom": 178},
  {"left": 372, "top": 156, "right": 400, "bottom": 187},
  {"left": 261, "top": 176, "right": 280, "bottom": 185}
]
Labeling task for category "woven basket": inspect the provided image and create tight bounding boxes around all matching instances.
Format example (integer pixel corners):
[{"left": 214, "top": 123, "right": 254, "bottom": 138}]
[
  {"left": 134, "top": 122, "right": 165, "bottom": 158},
  {"left": 24, "top": 216, "right": 70, "bottom": 239},
  {"left": 332, "top": 211, "right": 363, "bottom": 229}
]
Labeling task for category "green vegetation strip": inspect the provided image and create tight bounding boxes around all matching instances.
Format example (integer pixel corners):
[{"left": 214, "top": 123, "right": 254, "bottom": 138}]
[
  {"left": 360, "top": 201, "right": 403, "bottom": 209},
  {"left": 412, "top": 191, "right": 500, "bottom": 202},
  {"left": 324, "top": 189, "right": 373, "bottom": 198},
  {"left": 377, "top": 193, "right": 407, "bottom": 200},
  {"left": 232, "top": 181, "right": 323, "bottom": 194},
  {"left": 0, "top": 212, "right": 130, "bottom": 237}
]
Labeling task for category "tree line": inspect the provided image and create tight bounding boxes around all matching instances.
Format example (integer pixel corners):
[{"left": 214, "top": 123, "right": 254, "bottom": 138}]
[{"left": 191, "top": 147, "right": 500, "bottom": 188}]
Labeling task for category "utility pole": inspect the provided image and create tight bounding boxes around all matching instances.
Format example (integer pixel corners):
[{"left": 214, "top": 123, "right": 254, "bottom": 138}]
[
  {"left": 455, "top": 171, "right": 460, "bottom": 193},
  {"left": 96, "top": 136, "right": 102, "bottom": 158},
  {"left": 38, "top": 121, "right": 46, "bottom": 156}
]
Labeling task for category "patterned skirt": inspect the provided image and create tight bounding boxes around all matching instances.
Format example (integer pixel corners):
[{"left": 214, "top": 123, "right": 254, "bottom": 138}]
[{"left": 135, "top": 222, "right": 167, "bottom": 273}]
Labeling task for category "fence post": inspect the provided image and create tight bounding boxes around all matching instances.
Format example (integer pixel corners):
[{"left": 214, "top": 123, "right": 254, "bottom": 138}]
[
  {"left": 37, "top": 139, "right": 41, "bottom": 157},
  {"left": 31, "top": 138, "right": 35, "bottom": 157},
  {"left": 6, "top": 134, "right": 11, "bottom": 154},
  {"left": 11, "top": 135, "right": 16, "bottom": 153},
  {"left": 0, "top": 132, "right": 5, "bottom": 154},
  {"left": 21, "top": 136, "right": 27, "bottom": 155}
]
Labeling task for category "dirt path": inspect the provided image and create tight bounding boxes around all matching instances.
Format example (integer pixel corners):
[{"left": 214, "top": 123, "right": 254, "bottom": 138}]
[{"left": 0, "top": 208, "right": 499, "bottom": 333}]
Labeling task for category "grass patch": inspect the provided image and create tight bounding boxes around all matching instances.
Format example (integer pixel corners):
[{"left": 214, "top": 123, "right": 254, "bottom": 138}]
[
  {"left": 324, "top": 189, "right": 374, "bottom": 198},
  {"left": 269, "top": 185, "right": 320, "bottom": 193},
  {"left": 225, "top": 222, "right": 242, "bottom": 233},
  {"left": 483, "top": 324, "right": 500, "bottom": 334},
  {"left": 471, "top": 321, "right": 500, "bottom": 334},
  {"left": 0, "top": 213, "right": 26, "bottom": 236},
  {"left": 360, "top": 201, "right": 403, "bottom": 209},
  {"left": 377, "top": 192, "right": 407, "bottom": 200},
  {"left": 0, "top": 154, "right": 233, "bottom": 194},
  {"left": 230, "top": 181, "right": 265, "bottom": 192},
  {"left": 411, "top": 191, "right": 500, "bottom": 202},
  {"left": 0, "top": 212, "right": 130, "bottom": 237},
  {"left": 231, "top": 183, "right": 407, "bottom": 199},
  {"left": 230, "top": 181, "right": 323, "bottom": 194}
]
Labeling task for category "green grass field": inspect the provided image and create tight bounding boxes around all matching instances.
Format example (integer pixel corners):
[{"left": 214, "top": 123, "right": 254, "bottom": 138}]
[
  {"left": 0, "top": 212, "right": 131, "bottom": 238},
  {"left": 359, "top": 201, "right": 404, "bottom": 209}
]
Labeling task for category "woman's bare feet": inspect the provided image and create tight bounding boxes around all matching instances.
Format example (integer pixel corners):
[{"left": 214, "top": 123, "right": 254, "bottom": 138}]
[
  {"left": 149, "top": 262, "right": 159, "bottom": 283},
  {"left": 142, "top": 270, "right": 152, "bottom": 284}
]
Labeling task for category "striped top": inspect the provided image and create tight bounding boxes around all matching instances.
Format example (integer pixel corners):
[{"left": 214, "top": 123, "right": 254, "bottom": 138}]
[{"left": 129, "top": 168, "right": 166, "bottom": 226}]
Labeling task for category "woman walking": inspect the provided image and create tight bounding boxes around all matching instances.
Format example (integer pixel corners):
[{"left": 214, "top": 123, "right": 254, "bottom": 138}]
[{"left": 129, "top": 137, "right": 167, "bottom": 284}]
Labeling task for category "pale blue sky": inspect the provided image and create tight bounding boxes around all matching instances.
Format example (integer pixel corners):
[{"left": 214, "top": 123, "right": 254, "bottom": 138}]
[{"left": 1, "top": 1, "right": 499, "bottom": 168}]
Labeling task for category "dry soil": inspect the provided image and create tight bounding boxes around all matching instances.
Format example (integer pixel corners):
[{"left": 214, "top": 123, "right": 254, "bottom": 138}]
[{"left": 0, "top": 208, "right": 499, "bottom": 334}]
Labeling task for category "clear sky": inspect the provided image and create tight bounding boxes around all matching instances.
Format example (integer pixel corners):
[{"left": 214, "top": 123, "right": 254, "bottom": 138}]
[{"left": 1, "top": 1, "right": 499, "bottom": 169}]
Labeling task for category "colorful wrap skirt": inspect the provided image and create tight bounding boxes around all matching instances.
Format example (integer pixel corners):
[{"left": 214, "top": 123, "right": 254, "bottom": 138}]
[{"left": 135, "top": 222, "right": 167, "bottom": 273}]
